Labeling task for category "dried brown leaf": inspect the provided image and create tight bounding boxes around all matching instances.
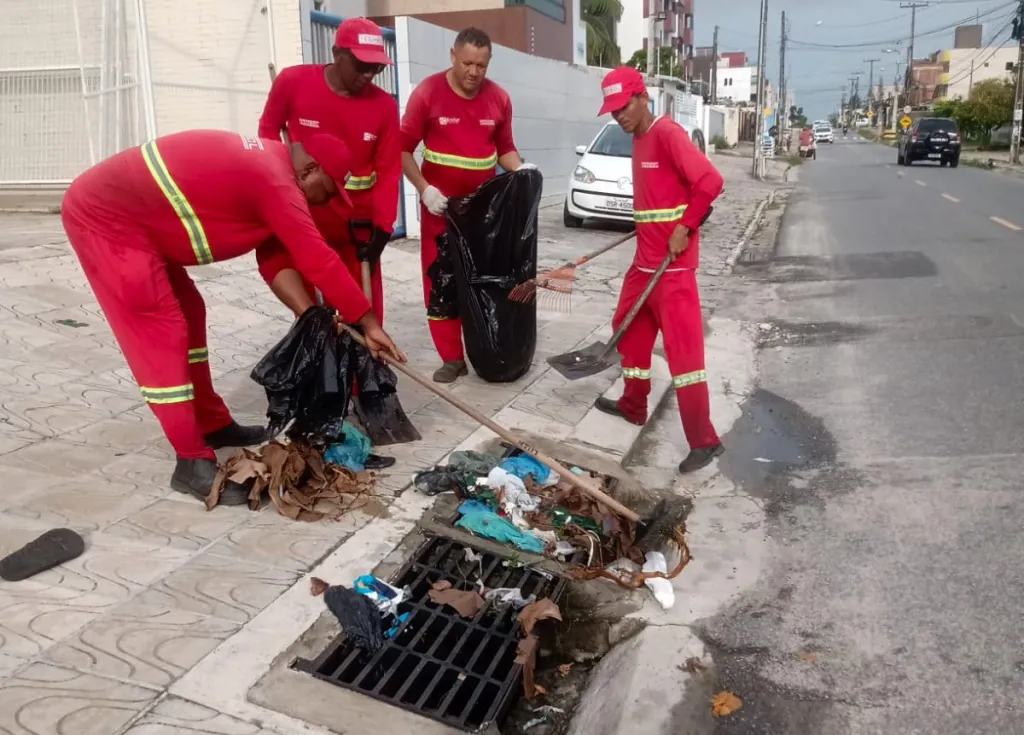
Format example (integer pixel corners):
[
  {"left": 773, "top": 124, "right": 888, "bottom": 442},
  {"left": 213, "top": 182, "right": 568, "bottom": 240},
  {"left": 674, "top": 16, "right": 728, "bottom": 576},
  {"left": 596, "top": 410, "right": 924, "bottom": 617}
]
[
  {"left": 558, "top": 663, "right": 573, "bottom": 677},
  {"left": 518, "top": 598, "right": 562, "bottom": 636},
  {"left": 682, "top": 656, "right": 708, "bottom": 674},
  {"left": 798, "top": 651, "right": 818, "bottom": 663},
  {"left": 310, "top": 577, "right": 329, "bottom": 596},
  {"left": 712, "top": 691, "right": 743, "bottom": 717}
]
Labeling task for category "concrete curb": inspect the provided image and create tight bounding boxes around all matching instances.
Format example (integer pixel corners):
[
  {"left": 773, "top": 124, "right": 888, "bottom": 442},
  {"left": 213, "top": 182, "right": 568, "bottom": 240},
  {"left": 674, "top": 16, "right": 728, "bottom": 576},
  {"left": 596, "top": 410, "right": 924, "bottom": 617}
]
[{"left": 726, "top": 188, "right": 776, "bottom": 270}]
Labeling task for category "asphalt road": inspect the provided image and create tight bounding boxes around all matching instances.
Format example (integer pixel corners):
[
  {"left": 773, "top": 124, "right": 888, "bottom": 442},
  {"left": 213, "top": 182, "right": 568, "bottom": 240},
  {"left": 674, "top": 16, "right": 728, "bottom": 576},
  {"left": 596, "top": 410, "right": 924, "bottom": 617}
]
[{"left": 706, "top": 137, "right": 1024, "bottom": 734}]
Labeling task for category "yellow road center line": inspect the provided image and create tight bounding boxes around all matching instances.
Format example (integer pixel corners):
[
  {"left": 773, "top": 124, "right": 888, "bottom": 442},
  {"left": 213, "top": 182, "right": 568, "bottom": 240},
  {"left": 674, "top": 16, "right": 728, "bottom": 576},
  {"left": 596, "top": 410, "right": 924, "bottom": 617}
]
[
  {"left": 990, "top": 216, "right": 1022, "bottom": 231},
  {"left": 941, "top": 193, "right": 960, "bottom": 203},
  {"left": 915, "top": 180, "right": 927, "bottom": 187}
]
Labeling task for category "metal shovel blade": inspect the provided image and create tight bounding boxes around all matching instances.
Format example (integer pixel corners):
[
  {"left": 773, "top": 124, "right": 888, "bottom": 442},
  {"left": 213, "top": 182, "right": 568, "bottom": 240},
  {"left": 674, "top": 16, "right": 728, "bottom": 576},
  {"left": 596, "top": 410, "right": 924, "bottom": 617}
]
[{"left": 546, "top": 341, "right": 618, "bottom": 381}]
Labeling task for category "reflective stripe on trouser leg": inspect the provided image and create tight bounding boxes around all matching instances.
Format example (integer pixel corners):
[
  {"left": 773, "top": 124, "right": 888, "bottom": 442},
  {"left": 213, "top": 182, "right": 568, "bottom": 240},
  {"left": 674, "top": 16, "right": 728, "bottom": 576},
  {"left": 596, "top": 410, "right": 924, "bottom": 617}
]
[
  {"left": 421, "top": 206, "right": 464, "bottom": 362},
  {"left": 168, "top": 265, "right": 233, "bottom": 436},
  {"left": 61, "top": 188, "right": 214, "bottom": 460},
  {"left": 140, "top": 384, "right": 195, "bottom": 404},
  {"left": 655, "top": 270, "right": 719, "bottom": 449},
  {"left": 611, "top": 267, "right": 659, "bottom": 423}
]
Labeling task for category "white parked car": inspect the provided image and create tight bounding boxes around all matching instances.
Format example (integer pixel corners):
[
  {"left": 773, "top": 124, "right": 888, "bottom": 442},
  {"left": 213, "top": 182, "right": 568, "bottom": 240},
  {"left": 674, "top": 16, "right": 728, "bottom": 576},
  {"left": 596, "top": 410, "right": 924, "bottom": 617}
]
[
  {"left": 564, "top": 120, "right": 706, "bottom": 228},
  {"left": 813, "top": 122, "right": 834, "bottom": 144}
]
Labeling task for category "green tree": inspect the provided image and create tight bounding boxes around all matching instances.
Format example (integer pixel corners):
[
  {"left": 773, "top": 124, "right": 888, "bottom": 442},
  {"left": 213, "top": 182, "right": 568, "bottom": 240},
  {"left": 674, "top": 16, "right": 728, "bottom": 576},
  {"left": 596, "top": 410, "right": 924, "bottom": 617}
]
[
  {"left": 967, "top": 78, "right": 1014, "bottom": 140},
  {"left": 583, "top": 0, "right": 623, "bottom": 67},
  {"left": 625, "top": 47, "right": 682, "bottom": 78}
]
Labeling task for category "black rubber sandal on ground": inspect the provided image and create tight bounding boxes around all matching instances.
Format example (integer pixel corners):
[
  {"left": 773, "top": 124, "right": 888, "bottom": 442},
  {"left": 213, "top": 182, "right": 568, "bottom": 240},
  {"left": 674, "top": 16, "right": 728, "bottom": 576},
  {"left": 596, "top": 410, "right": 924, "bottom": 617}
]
[
  {"left": 678, "top": 444, "right": 725, "bottom": 474},
  {"left": 432, "top": 361, "right": 468, "bottom": 384},
  {"left": 0, "top": 528, "right": 86, "bottom": 582},
  {"left": 594, "top": 396, "right": 646, "bottom": 427}
]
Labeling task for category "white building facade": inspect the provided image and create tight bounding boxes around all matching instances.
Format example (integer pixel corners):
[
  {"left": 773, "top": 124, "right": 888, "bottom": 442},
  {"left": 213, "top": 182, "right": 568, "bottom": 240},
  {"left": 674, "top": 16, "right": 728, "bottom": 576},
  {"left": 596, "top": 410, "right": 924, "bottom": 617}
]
[{"left": 716, "top": 65, "right": 753, "bottom": 104}]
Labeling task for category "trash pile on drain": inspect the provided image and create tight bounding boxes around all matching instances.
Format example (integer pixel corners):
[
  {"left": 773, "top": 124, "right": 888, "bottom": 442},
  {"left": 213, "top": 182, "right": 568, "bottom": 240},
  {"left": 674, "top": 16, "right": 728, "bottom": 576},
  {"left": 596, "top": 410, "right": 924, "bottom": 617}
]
[{"left": 414, "top": 449, "right": 684, "bottom": 610}]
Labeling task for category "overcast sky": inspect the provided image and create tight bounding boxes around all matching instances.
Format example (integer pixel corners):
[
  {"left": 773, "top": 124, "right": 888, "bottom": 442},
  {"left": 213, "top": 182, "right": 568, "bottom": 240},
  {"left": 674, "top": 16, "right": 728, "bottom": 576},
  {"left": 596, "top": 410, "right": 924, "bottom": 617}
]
[{"left": 696, "top": 0, "right": 1019, "bottom": 119}]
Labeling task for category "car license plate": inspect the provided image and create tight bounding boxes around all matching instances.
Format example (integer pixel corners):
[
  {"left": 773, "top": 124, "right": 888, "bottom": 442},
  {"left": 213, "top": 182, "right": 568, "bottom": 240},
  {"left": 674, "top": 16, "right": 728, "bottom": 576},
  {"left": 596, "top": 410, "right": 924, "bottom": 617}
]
[
  {"left": 932, "top": 138, "right": 947, "bottom": 144},
  {"left": 604, "top": 198, "right": 632, "bottom": 212},
  {"left": 928, "top": 153, "right": 941, "bottom": 158}
]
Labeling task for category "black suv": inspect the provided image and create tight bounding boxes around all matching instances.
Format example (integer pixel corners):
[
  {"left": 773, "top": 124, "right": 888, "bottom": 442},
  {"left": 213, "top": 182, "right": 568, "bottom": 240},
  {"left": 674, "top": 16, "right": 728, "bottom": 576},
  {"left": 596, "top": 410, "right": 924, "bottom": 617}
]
[{"left": 898, "top": 117, "right": 961, "bottom": 167}]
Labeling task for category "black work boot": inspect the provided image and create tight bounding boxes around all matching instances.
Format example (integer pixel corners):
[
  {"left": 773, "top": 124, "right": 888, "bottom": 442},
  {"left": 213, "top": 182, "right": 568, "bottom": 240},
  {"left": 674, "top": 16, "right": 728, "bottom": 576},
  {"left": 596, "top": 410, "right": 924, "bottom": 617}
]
[
  {"left": 204, "top": 421, "right": 267, "bottom": 450},
  {"left": 593, "top": 396, "right": 646, "bottom": 427},
  {"left": 432, "top": 360, "right": 468, "bottom": 384},
  {"left": 364, "top": 454, "right": 397, "bottom": 471},
  {"left": 678, "top": 444, "right": 724, "bottom": 474},
  {"left": 170, "top": 457, "right": 250, "bottom": 506}
]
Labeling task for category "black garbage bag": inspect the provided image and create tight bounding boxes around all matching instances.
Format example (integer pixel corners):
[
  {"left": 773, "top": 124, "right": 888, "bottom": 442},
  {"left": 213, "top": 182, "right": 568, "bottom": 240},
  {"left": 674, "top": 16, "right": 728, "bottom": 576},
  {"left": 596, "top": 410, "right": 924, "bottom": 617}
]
[
  {"left": 250, "top": 306, "right": 353, "bottom": 445},
  {"left": 323, "top": 584, "right": 384, "bottom": 654},
  {"left": 426, "top": 232, "right": 459, "bottom": 320},
  {"left": 446, "top": 168, "right": 543, "bottom": 383}
]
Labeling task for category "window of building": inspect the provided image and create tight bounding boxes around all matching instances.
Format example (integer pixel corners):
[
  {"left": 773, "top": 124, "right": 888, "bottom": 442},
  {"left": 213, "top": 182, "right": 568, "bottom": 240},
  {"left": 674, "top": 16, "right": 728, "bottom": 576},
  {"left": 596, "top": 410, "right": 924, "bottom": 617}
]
[{"left": 505, "top": 0, "right": 565, "bottom": 23}]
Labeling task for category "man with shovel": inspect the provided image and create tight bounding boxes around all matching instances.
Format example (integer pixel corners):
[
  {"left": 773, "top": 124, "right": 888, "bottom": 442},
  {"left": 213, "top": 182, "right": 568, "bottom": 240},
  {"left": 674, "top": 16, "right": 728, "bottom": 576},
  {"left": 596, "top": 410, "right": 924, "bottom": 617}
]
[{"left": 594, "top": 66, "right": 725, "bottom": 473}]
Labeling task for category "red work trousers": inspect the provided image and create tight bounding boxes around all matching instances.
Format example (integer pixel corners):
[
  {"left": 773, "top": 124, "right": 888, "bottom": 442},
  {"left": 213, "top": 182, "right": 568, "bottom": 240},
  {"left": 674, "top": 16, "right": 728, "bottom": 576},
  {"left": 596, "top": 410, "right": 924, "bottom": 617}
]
[
  {"left": 61, "top": 206, "right": 233, "bottom": 461},
  {"left": 612, "top": 267, "right": 719, "bottom": 450},
  {"left": 420, "top": 206, "right": 464, "bottom": 363}
]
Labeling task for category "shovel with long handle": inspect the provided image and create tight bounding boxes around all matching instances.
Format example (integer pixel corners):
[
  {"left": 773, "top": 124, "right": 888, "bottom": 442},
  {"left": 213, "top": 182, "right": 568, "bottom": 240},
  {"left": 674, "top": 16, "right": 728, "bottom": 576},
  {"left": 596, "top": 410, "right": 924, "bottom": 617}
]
[
  {"left": 546, "top": 252, "right": 674, "bottom": 381},
  {"left": 344, "top": 326, "right": 641, "bottom": 523}
]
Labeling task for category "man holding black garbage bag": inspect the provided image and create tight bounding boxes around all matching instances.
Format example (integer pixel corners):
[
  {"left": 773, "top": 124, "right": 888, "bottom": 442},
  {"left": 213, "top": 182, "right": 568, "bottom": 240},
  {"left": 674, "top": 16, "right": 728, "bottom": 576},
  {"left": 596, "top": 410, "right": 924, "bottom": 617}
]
[
  {"left": 593, "top": 66, "right": 725, "bottom": 474},
  {"left": 61, "top": 130, "right": 406, "bottom": 507},
  {"left": 400, "top": 27, "right": 536, "bottom": 384}
]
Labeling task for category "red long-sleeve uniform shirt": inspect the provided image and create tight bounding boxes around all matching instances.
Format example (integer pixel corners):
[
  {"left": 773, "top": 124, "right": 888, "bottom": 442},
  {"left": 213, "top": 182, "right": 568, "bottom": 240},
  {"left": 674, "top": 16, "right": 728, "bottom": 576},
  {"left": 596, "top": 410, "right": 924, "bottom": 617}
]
[
  {"left": 70, "top": 129, "right": 371, "bottom": 323},
  {"left": 400, "top": 71, "right": 517, "bottom": 197},
  {"left": 258, "top": 64, "right": 401, "bottom": 233},
  {"left": 631, "top": 117, "right": 724, "bottom": 271}
]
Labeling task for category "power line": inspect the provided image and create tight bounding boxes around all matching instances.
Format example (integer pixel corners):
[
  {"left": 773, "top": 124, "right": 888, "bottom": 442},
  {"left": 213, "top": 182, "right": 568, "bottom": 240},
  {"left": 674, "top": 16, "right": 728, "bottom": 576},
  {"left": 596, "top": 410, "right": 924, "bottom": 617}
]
[{"left": 941, "top": 19, "right": 1016, "bottom": 89}]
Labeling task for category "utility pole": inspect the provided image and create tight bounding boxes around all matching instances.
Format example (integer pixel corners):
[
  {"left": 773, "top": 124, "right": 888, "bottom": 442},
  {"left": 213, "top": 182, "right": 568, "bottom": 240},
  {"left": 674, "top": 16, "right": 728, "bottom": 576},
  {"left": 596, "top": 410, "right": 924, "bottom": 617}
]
[
  {"left": 646, "top": 0, "right": 657, "bottom": 77},
  {"left": 864, "top": 58, "right": 880, "bottom": 120},
  {"left": 753, "top": 0, "right": 768, "bottom": 178},
  {"left": 778, "top": 11, "right": 787, "bottom": 153},
  {"left": 1011, "top": 0, "right": 1024, "bottom": 163},
  {"left": 901, "top": 2, "right": 928, "bottom": 107},
  {"left": 711, "top": 25, "right": 719, "bottom": 104},
  {"left": 840, "top": 90, "right": 847, "bottom": 128}
]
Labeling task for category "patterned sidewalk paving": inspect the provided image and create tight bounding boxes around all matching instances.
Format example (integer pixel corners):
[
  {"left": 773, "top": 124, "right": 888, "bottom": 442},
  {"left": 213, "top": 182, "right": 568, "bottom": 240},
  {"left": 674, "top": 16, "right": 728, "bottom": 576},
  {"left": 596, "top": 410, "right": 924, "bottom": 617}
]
[{"left": 0, "top": 154, "right": 782, "bottom": 734}]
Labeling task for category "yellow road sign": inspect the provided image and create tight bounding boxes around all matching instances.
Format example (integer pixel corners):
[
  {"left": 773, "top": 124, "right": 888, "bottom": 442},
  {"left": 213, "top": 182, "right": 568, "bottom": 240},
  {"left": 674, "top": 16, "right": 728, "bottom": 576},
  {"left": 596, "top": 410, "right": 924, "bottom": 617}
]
[
  {"left": 866, "top": 111, "right": 874, "bottom": 118},
  {"left": 900, "top": 116, "right": 912, "bottom": 129}
]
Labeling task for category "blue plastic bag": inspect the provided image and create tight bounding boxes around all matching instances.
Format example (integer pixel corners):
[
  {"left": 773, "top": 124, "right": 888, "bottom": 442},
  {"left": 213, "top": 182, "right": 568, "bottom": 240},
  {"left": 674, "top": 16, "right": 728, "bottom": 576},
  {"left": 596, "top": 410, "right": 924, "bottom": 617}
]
[
  {"left": 455, "top": 500, "right": 545, "bottom": 554},
  {"left": 324, "top": 424, "right": 372, "bottom": 471},
  {"left": 498, "top": 455, "right": 555, "bottom": 486}
]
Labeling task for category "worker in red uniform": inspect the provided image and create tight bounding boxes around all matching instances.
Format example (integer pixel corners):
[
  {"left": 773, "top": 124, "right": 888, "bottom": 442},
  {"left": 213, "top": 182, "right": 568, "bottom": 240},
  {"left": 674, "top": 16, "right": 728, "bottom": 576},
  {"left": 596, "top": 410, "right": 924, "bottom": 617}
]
[
  {"left": 61, "top": 130, "right": 406, "bottom": 506},
  {"left": 593, "top": 66, "right": 724, "bottom": 473},
  {"left": 256, "top": 17, "right": 400, "bottom": 322},
  {"left": 400, "top": 26, "right": 534, "bottom": 383}
]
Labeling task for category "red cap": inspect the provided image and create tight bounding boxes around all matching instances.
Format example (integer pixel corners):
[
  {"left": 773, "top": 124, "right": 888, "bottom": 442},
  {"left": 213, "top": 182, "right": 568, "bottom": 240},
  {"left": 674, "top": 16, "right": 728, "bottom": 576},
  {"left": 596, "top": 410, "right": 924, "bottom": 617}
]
[
  {"left": 335, "top": 18, "right": 393, "bottom": 66},
  {"left": 599, "top": 66, "right": 647, "bottom": 116},
  {"left": 303, "top": 134, "right": 354, "bottom": 209}
]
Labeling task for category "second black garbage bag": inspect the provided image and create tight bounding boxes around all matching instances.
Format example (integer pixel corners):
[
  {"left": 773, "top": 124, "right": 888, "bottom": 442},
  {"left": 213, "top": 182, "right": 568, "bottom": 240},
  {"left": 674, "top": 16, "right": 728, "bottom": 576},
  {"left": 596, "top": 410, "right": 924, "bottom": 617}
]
[{"left": 445, "top": 168, "right": 543, "bottom": 383}]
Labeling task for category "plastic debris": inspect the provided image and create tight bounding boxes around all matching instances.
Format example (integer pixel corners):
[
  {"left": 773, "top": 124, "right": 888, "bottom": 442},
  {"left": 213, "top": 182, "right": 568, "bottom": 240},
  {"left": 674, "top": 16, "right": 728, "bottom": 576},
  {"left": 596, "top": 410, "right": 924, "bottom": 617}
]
[
  {"left": 498, "top": 455, "right": 556, "bottom": 486},
  {"left": 413, "top": 467, "right": 466, "bottom": 496},
  {"left": 354, "top": 574, "right": 405, "bottom": 617},
  {"left": 324, "top": 424, "right": 372, "bottom": 472},
  {"left": 311, "top": 577, "right": 383, "bottom": 653},
  {"left": 523, "top": 718, "right": 546, "bottom": 730},
  {"left": 455, "top": 500, "right": 546, "bottom": 554},
  {"left": 642, "top": 551, "right": 676, "bottom": 610},
  {"left": 484, "top": 587, "right": 537, "bottom": 609},
  {"left": 486, "top": 466, "right": 540, "bottom": 513}
]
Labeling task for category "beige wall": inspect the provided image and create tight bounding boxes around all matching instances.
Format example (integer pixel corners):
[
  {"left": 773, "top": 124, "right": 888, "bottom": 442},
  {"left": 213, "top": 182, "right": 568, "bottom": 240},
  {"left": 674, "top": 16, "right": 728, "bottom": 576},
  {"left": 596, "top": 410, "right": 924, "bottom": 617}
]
[{"left": 369, "top": 0, "right": 502, "bottom": 15}]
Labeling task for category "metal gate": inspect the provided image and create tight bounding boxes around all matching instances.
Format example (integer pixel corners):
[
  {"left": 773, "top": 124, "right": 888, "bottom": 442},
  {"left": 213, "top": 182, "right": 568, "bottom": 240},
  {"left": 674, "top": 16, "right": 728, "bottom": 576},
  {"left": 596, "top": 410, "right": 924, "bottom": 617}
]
[
  {"left": 308, "top": 10, "right": 406, "bottom": 237},
  {"left": 0, "top": 0, "right": 153, "bottom": 188}
]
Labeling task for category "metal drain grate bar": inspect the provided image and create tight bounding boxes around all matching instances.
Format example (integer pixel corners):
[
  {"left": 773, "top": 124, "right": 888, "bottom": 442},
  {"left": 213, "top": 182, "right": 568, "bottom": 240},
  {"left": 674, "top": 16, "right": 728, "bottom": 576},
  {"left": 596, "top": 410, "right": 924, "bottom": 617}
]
[{"left": 294, "top": 535, "right": 567, "bottom": 732}]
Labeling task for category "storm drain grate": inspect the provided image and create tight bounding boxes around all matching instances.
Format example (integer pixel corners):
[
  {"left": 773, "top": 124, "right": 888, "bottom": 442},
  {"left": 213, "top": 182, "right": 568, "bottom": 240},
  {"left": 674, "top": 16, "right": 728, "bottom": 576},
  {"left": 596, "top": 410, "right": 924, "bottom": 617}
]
[{"left": 293, "top": 534, "right": 567, "bottom": 732}]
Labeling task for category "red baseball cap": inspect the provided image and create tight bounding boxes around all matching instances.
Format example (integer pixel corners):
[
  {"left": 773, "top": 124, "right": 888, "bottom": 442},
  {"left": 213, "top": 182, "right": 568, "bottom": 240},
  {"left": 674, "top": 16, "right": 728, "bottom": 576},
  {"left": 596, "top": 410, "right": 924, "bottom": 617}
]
[
  {"left": 303, "top": 134, "right": 354, "bottom": 209},
  {"left": 599, "top": 66, "right": 648, "bottom": 116},
  {"left": 335, "top": 18, "right": 393, "bottom": 66}
]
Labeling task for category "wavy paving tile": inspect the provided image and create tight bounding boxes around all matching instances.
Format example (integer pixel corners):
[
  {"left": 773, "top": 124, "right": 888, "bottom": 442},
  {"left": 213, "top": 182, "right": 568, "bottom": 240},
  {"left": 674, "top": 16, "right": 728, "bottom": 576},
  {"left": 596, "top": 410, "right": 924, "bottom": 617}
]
[
  {"left": 91, "top": 452, "right": 175, "bottom": 496},
  {"left": 0, "top": 532, "right": 189, "bottom": 602},
  {"left": 103, "top": 498, "right": 249, "bottom": 552},
  {"left": 0, "top": 467, "right": 60, "bottom": 510},
  {"left": 205, "top": 524, "right": 345, "bottom": 572},
  {"left": 0, "top": 591, "right": 120, "bottom": 659},
  {"left": 0, "top": 662, "right": 157, "bottom": 735},
  {"left": 2, "top": 479, "right": 158, "bottom": 532},
  {"left": 130, "top": 553, "right": 299, "bottom": 624},
  {"left": 44, "top": 600, "right": 239, "bottom": 688},
  {"left": 123, "top": 695, "right": 279, "bottom": 735},
  {"left": 59, "top": 415, "right": 167, "bottom": 453},
  {"left": 0, "top": 439, "right": 126, "bottom": 478}
]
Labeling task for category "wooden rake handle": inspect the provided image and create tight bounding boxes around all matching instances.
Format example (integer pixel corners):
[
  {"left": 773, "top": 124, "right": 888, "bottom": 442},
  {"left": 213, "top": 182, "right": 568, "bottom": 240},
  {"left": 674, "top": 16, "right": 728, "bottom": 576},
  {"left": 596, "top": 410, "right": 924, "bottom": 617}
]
[
  {"left": 343, "top": 326, "right": 641, "bottom": 523},
  {"left": 559, "top": 230, "right": 637, "bottom": 270}
]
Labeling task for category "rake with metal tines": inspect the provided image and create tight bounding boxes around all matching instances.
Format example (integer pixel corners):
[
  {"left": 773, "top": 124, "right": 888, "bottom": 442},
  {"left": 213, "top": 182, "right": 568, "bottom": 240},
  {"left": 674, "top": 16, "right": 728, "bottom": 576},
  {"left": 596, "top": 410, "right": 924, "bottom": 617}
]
[{"left": 508, "top": 231, "right": 636, "bottom": 312}]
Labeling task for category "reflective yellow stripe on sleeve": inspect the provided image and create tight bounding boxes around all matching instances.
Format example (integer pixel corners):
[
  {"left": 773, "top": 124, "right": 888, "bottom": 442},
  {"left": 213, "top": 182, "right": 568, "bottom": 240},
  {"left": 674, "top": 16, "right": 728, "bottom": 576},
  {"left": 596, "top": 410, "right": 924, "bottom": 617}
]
[
  {"left": 633, "top": 204, "right": 688, "bottom": 224},
  {"left": 345, "top": 171, "right": 378, "bottom": 191},
  {"left": 187, "top": 347, "right": 209, "bottom": 364},
  {"left": 422, "top": 148, "right": 498, "bottom": 171},
  {"left": 140, "top": 383, "right": 195, "bottom": 405},
  {"left": 141, "top": 140, "right": 215, "bottom": 265},
  {"left": 672, "top": 370, "right": 707, "bottom": 388}
]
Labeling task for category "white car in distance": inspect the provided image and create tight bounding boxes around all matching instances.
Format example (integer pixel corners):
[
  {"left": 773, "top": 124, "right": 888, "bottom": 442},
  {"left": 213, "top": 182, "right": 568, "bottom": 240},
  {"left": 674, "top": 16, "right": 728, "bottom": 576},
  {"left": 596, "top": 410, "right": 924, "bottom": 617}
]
[
  {"left": 813, "top": 122, "right": 834, "bottom": 144},
  {"left": 563, "top": 120, "right": 706, "bottom": 228}
]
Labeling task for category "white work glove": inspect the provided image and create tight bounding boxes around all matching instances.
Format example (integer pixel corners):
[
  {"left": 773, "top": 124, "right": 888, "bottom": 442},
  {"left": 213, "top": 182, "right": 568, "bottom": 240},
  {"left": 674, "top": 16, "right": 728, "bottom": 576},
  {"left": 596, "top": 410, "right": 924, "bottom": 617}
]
[
  {"left": 518, "top": 162, "right": 538, "bottom": 171},
  {"left": 421, "top": 185, "right": 448, "bottom": 216}
]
